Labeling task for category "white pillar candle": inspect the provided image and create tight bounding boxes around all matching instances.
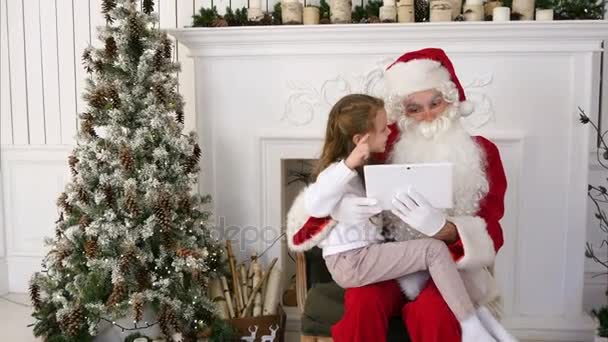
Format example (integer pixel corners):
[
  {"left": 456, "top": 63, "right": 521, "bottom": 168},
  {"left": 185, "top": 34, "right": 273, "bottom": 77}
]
[
  {"left": 535, "top": 8, "right": 553, "bottom": 20},
  {"left": 249, "top": 0, "right": 262, "bottom": 9},
  {"left": 430, "top": 0, "right": 453, "bottom": 21},
  {"left": 397, "top": 4, "right": 415, "bottom": 22},
  {"left": 484, "top": 0, "right": 502, "bottom": 18},
  {"left": 512, "top": 0, "right": 535, "bottom": 20},
  {"left": 492, "top": 6, "right": 510, "bottom": 20},
  {"left": 380, "top": 6, "right": 397, "bottom": 21},
  {"left": 330, "top": 0, "right": 352, "bottom": 23},
  {"left": 463, "top": 0, "right": 484, "bottom": 21},
  {"left": 384, "top": 0, "right": 396, "bottom": 6},
  {"left": 282, "top": 0, "right": 303, "bottom": 24},
  {"left": 303, "top": 6, "right": 320, "bottom": 24},
  {"left": 450, "top": 0, "right": 463, "bottom": 18}
]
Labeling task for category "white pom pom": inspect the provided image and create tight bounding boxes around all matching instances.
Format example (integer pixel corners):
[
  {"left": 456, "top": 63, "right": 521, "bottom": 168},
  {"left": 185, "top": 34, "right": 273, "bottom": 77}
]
[{"left": 459, "top": 101, "right": 474, "bottom": 117}]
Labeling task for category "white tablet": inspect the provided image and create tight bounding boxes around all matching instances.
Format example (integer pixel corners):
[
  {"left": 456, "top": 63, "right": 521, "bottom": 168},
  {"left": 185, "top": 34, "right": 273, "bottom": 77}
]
[{"left": 363, "top": 163, "right": 453, "bottom": 210}]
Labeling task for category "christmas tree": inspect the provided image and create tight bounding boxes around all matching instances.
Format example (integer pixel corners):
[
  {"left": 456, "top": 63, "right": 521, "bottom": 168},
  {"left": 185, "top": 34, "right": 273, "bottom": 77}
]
[{"left": 29, "top": 1, "right": 227, "bottom": 341}]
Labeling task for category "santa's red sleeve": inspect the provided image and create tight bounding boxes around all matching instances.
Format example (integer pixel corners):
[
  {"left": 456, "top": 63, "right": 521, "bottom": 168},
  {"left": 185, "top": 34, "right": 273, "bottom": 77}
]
[{"left": 448, "top": 136, "right": 507, "bottom": 270}]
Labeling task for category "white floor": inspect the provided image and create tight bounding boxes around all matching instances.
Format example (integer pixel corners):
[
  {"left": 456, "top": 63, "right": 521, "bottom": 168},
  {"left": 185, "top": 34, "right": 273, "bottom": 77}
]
[
  {"left": 0, "top": 293, "right": 300, "bottom": 342},
  {"left": 0, "top": 293, "right": 550, "bottom": 342}
]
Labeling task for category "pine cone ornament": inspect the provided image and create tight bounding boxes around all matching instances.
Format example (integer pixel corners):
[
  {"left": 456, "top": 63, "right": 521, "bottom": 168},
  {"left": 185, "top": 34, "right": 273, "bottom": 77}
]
[
  {"left": 104, "top": 185, "right": 114, "bottom": 206},
  {"left": 79, "top": 215, "right": 91, "bottom": 230},
  {"left": 155, "top": 192, "right": 172, "bottom": 232},
  {"left": 210, "top": 18, "right": 228, "bottom": 27},
  {"left": 161, "top": 33, "right": 172, "bottom": 59},
  {"left": 119, "top": 249, "right": 138, "bottom": 273},
  {"left": 193, "top": 143, "right": 201, "bottom": 163},
  {"left": 153, "top": 83, "right": 167, "bottom": 104},
  {"left": 159, "top": 304, "right": 180, "bottom": 338},
  {"left": 68, "top": 155, "right": 78, "bottom": 176},
  {"left": 178, "top": 195, "right": 191, "bottom": 213},
  {"left": 80, "top": 118, "right": 98, "bottom": 139},
  {"left": 104, "top": 36, "right": 118, "bottom": 61},
  {"left": 102, "top": 0, "right": 117, "bottom": 23},
  {"left": 63, "top": 305, "right": 85, "bottom": 337},
  {"left": 161, "top": 231, "right": 175, "bottom": 249},
  {"left": 54, "top": 247, "right": 71, "bottom": 268},
  {"left": 143, "top": 0, "right": 155, "bottom": 14},
  {"left": 128, "top": 16, "right": 143, "bottom": 37},
  {"left": 120, "top": 146, "right": 134, "bottom": 172},
  {"left": 106, "top": 84, "right": 121, "bottom": 107},
  {"left": 176, "top": 247, "right": 201, "bottom": 259},
  {"left": 88, "top": 88, "right": 107, "bottom": 109},
  {"left": 84, "top": 239, "right": 99, "bottom": 259},
  {"left": 125, "top": 187, "right": 141, "bottom": 217},
  {"left": 80, "top": 113, "right": 97, "bottom": 138},
  {"left": 29, "top": 281, "right": 42, "bottom": 310},
  {"left": 57, "top": 192, "right": 73, "bottom": 213},
  {"left": 136, "top": 269, "right": 151, "bottom": 291},
  {"left": 82, "top": 48, "right": 94, "bottom": 73},
  {"left": 93, "top": 59, "right": 105, "bottom": 73},
  {"left": 184, "top": 143, "right": 202, "bottom": 173},
  {"left": 77, "top": 186, "right": 89, "bottom": 204},
  {"left": 107, "top": 282, "right": 126, "bottom": 307},
  {"left": 133, "top": 295, "right": 144, "bottom": 322},
  {"left": 175, "top": 103, "right": 184, "bottom": 124},
  {"left": 153, "top": 48, "right": 164, "bottom": 71}
]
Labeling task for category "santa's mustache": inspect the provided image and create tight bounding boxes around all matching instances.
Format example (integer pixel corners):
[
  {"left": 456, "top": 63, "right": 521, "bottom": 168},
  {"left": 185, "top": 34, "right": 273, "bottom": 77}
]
[{"left": 398, "top": 105, "right": 460, "bottom": 139}]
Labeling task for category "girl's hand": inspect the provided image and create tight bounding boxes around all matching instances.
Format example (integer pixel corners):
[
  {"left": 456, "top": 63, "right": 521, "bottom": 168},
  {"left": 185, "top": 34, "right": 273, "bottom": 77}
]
[{"left": 345, "top": 133, "right": 371, "bottom": 169}]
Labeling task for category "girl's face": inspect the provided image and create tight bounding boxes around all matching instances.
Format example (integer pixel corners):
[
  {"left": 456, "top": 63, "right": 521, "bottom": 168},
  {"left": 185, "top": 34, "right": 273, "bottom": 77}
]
[{"left": 368, "top": 108, "right": 390, "bottom": 153}]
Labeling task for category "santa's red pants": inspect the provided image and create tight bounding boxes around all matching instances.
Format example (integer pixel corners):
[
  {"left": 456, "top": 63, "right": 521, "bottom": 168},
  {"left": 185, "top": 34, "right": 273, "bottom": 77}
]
[{"left": 331, "top": 280, "right": 461, "bottom": 342}]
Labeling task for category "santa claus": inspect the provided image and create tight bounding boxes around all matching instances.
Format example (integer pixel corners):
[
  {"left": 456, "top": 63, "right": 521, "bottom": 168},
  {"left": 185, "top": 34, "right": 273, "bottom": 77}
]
[{"left": 287, "top": 48, "right": 513, "bottom": 341}]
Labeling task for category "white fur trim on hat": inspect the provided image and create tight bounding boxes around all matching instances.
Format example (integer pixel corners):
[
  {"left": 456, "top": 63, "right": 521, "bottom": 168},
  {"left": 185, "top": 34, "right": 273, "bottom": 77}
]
[
  {"left": 384, "top": 59, "right": 451, "bottom": 97},
  {"left": 450, "top": 215, "right": 496, "bottom": 270},
  {"left": 459, "top": 100, "right": 475, "bottom": 117}
]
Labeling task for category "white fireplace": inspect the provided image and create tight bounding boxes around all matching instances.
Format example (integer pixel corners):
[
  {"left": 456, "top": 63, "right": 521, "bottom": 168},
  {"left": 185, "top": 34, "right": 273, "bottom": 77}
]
[{"left": 170, "top": 21, "right": 608, "bottom": 340}]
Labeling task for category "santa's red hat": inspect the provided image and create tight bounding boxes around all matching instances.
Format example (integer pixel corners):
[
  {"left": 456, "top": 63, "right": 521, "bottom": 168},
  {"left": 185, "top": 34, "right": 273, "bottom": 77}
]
[{"left": 385, "top": 48, "right": 474, "bottom": 116}]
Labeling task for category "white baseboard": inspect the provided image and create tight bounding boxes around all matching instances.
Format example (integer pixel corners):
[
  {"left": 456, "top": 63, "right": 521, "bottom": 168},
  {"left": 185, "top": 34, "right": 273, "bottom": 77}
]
[
  {"left": 504, "top": 314, "right": 596, "bottom": 341},
  {"left": 0, "top": 258, "right": 8, "bottom": 295},
  {"left": 7, "top": 256, "right": 43, "bottom": 293}
]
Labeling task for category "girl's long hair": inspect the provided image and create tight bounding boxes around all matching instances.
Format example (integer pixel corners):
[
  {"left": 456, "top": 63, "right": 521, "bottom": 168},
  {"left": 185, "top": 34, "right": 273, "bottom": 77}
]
[{"left": 311, "top": 94, "right": 385, "bottom": 182}]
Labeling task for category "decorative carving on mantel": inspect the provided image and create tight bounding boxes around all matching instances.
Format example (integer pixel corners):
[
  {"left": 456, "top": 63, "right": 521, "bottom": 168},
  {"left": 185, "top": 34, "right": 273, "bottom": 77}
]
[{"left": 281, "top": 59, "right": 494, "bottom": 131}]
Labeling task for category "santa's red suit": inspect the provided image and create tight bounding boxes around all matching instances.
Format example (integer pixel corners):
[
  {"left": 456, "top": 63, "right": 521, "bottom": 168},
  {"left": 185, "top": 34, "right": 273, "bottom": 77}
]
[{"left": 286, "top": 48, "right": 507, "bottom": 342}]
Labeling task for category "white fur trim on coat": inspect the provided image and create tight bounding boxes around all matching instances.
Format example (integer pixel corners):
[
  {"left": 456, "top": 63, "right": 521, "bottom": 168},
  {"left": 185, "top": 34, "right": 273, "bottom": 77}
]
[
  {"left": 398, "top": 271, "right": 430, "bottom": 300},
  {"left": 286, "top": 188, "right": 336, "bottom": 252},
  {"left": 384, "top": 59, "right": 451, "bottom": 97},
  {"left": 450, "top": 216, "right": 496, "bottom": 270}
]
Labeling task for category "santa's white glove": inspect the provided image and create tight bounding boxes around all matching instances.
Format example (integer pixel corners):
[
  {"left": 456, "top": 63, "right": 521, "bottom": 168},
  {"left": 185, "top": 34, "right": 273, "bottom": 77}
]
[
  {"left": 331, "top": 196, "right": 382, "bottom": 223},
  {"left": 391, "top": 189, "right": 446, "bottom": 237}
]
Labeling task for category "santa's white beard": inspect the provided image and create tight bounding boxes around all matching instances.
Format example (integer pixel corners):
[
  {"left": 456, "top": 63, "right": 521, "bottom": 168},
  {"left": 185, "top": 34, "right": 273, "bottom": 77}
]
[{"left": 391, "top": 105, "right": 489, "bottom": 216}]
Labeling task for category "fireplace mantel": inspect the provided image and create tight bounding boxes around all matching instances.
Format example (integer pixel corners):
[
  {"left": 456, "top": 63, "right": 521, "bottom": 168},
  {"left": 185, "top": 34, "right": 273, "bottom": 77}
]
[
  {"left": 170, "top": 21, "right": 608, "bottom": 57},
  {"left": 170, "top": 22, "right": 608, "bottom": 340}
]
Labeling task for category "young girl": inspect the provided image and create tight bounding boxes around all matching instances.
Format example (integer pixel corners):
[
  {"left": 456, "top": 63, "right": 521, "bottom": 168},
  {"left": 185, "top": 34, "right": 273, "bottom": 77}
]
[{"left": 305, "top": 94, "right": 497, "bottom": 342}]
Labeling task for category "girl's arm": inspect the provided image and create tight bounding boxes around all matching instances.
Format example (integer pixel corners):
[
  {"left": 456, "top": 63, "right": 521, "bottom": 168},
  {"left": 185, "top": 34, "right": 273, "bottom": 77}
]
[{"left": 304, "top": 160, "right": 357, "bottom": 217}]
